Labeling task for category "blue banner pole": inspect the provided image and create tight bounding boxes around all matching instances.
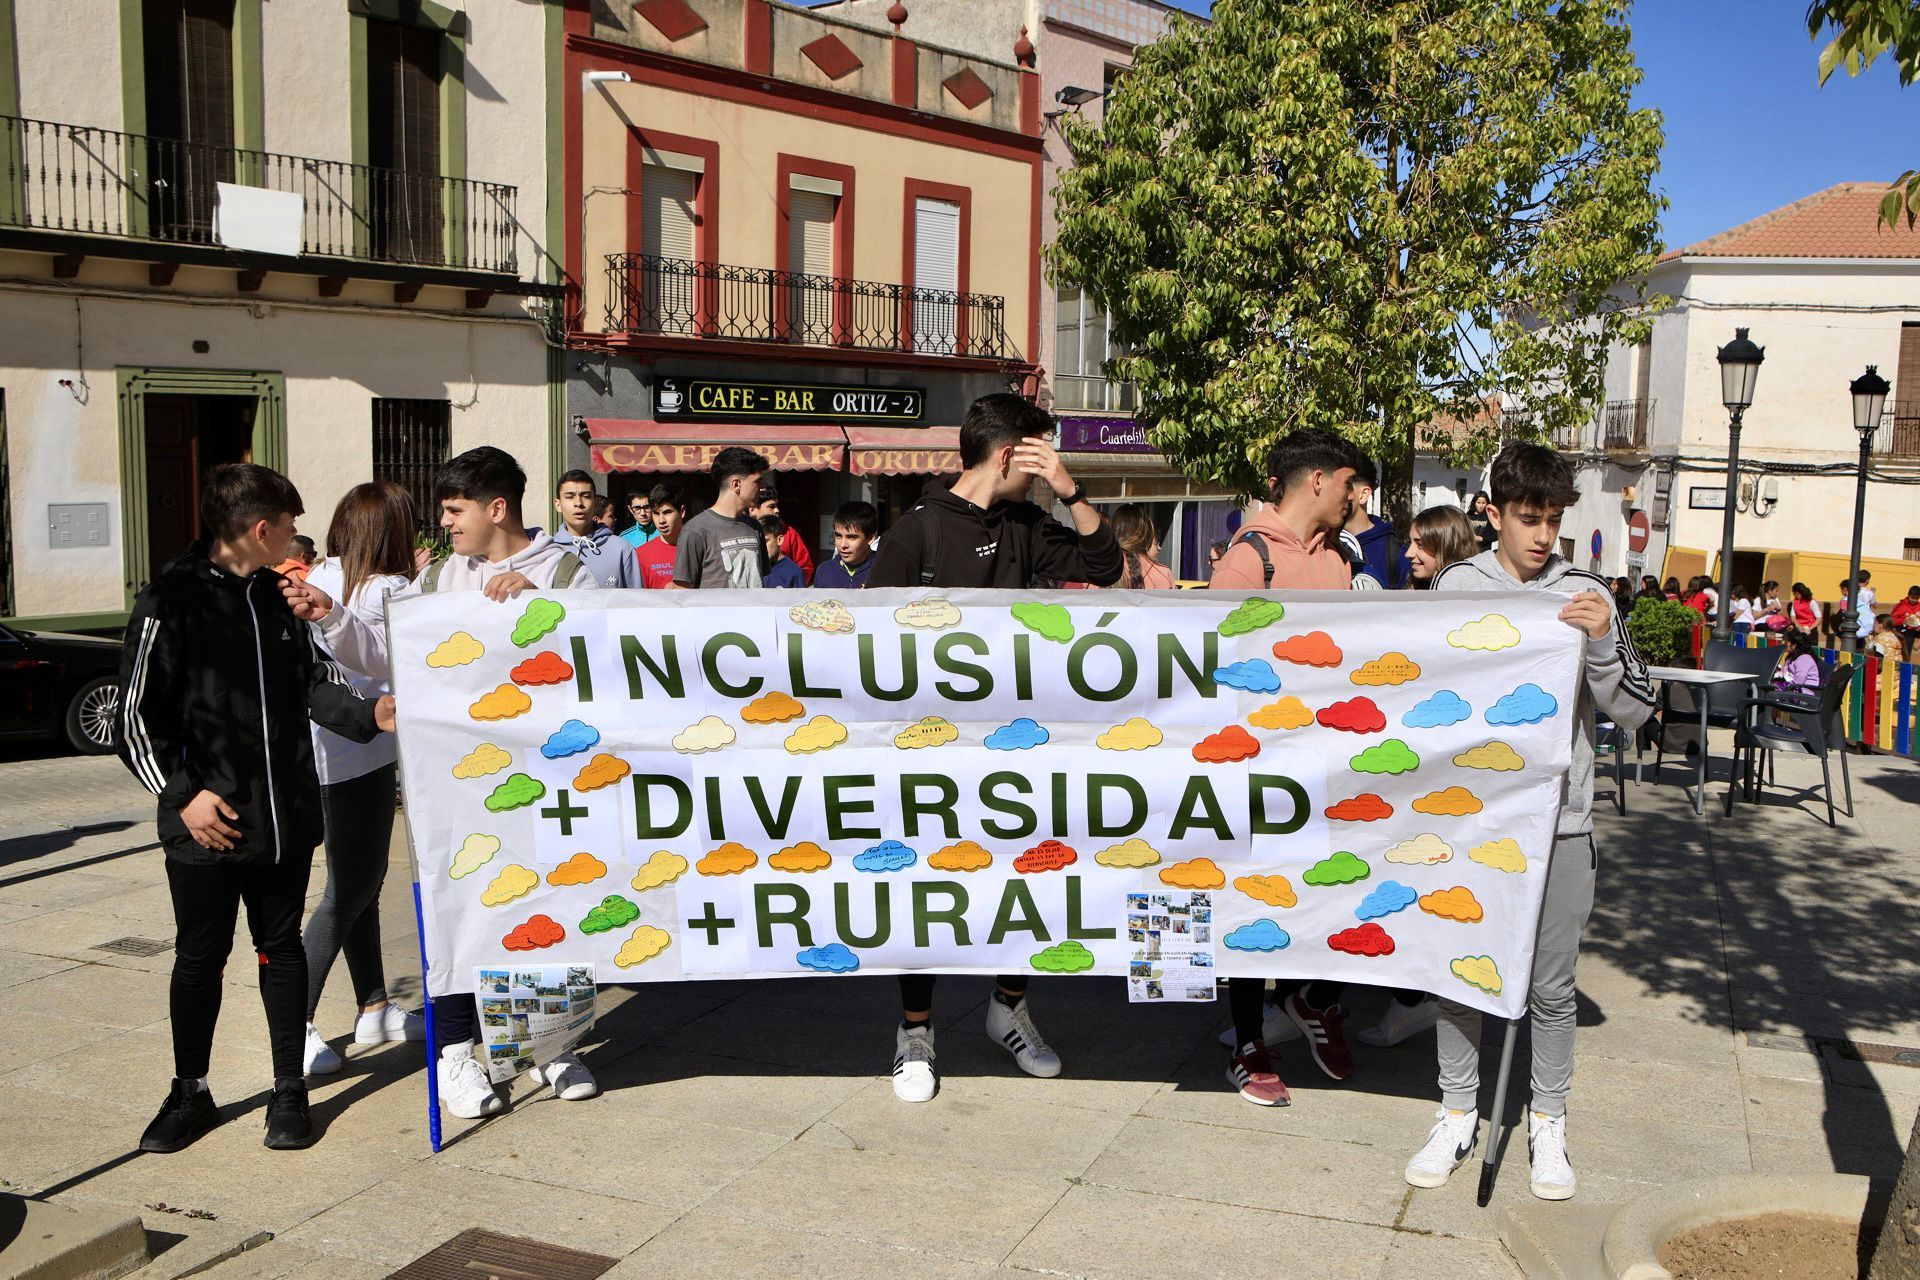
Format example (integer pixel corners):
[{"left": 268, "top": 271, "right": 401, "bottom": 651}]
[{"left": 411, "top": 881, "right": 443, "bottom": 1153}]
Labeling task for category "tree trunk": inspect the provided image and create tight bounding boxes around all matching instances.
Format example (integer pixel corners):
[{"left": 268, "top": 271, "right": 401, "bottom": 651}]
[
  {"left": 1870, "top": 1112, "right": 1920, "bottom": 1279},
  {"left": 1381, "top": 421, "right": 1415, "bottom": 537}
]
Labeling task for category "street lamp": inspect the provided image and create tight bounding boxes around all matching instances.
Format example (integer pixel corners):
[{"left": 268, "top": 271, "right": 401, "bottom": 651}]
[
  {"left": 1843, "top": 364, "right": 1890, "bottom": 649},
  {"left": 1711, "top": 328, "right": 1764, "bottom": 643}
]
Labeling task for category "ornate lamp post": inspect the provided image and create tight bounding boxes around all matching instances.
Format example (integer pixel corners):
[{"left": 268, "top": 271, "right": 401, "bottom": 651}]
[
  {"left": 1843, "top": 365, "right": 1890, "bottom": 650},
  {"left": 1712, "top": 329, "right": 1764, "bottom": 643}
]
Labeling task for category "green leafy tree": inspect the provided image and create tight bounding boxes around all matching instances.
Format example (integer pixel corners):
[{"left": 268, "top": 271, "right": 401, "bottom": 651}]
[
  {"left": 1047, "top": 0, "right": 1665, "bottom": 525},
  {"left": 1809, "top": 1, "right": 1920, "bottom": 228}
]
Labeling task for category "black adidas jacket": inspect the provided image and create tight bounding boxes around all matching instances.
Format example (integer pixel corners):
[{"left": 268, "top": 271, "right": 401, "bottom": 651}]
[
  {"left": 118, "top": 542, "right": 382, "bottom": 866},
  {"left": 867, "top": 482, "right": 1122, "bottom": 590}
]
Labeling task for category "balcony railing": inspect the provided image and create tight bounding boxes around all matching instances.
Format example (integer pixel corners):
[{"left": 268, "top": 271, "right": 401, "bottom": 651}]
[
  {"left": 1880, "top": 402, "right": 1920, "bottom": 460},
  {"left": 0, "top": 114, "right": 518, "bottom": 274},
  {"left": 1602, "top": 397, "right": 1654, "bottom": 451},
  {"left": 1052, "top": 373, "right": 1137, "bottom": 413},
  {"left": 604, "top": 253, "right": 1012, "bottom": 360}
]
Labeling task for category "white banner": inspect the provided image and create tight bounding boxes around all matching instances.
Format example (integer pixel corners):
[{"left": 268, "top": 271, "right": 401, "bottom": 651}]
[{"left": 391, "top": 588, "right": 1580, "bottom": 1019}]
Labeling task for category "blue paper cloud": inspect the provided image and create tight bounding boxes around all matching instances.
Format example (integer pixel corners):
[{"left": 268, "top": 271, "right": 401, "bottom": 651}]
[
  {"left": 1356, "top": 880, "right": 1419, "bottom": 921},
  {"left": 1223, "top": 919, "right": 1291, "bottom": 952},
  {"left": 1486, "top": 682, "right": 1559, "bottom": 726},
  {"left": 1403, "top": 690, "right": 1471, "bottom": 728},
  {"left": 540, "top": 718, "right": 601, "bottom": 759},
  {"left": 984, "top": 717, "right": 1050, "bottom": 751},
  {"left": 796, "top": 942, "right": 860, "bottom": 973},
  {"left": 853, "top": 840, "right": 917, "bottom": 873},
  {"left": 1211, "top": 659, "right": 1282, "bottom": 695}
]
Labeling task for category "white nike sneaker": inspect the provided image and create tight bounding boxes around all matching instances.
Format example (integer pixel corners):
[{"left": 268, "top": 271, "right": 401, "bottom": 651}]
[
  {"left": 1405, "top": 1108, "right": 1479, "bottom": 1189},
  {"left": 893, "top": 1024, "right": 937, "bottom": 1103},
  {"left": 303, "top": 1023, "right": 342, "bottom": 1076},
  {"left": 437, "top": 1043, "right": 506, "bottom": 1119},
  {"left": 1528, "top": 1111, "right": 1577, "bottom": 1200},
  {"left": 1216, "top": 1002, "right": 1304, "bottom": 1048},
  {"left": 1357, "top": 996, "right": 1440, "bottom": 1048},
  {"left": 985, "top": 996, "right": 1062, "bottom": 1077},
  {"left": 354, "top": 1002, "right": 425, "bottom": 1045},
  {"left": 530, "top": 1051, "right": 599, "bottom": 1101}
]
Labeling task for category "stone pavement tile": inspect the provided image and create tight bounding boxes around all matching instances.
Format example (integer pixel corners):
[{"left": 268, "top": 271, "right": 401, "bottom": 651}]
[
  {"left": 699, "top": 1142, "right": 1067, "bottom": 1265},
  {"left": 1571, "top": 1009, "right": 1739, "bottom": 1069},
  {"left": 654, "top": 999, "right": 912, "bottom": 1075},
  {"left": 0, "top": 898, "right": 54, "bottom": 925},
  {"left": 1571, "top": 1114, "right": 1752, "bottom": 1185},
  {"left": 1, "top": 868, "right": 166, "bottom": 915},
  {"left": 0, "top": 1082, "right": 157, "bottom": 1189},
  {"left": 1569, "top": 1058, "right": 1747, "bottom": 1133},
  {"left": 0, "top": 1008, "right": 135, "bottom": 1074},
  {"left": 277, "top": 1160, "right": 678, "bottom": 1268},
  {"left": 1077, "top": 1115, "right": 1408, "bottom": 1228},
  {"left": 584, "top": 981, "right": 737, "bottom": 1043},
  {"left": 1739, "top": 1072, "right": 1919, "bottom": 1149},
  {"left": 1139, "top": 1044, "right": 1438, "bottom": 1144},
  {"left": 1573, "top": 962, "right": 1731, "bottom": 1024},
  {"left": 1820, "top": 1047, "right": 1920, "bottom": 1099},
  {"left": 1748, "top": 1132, "right": 1905, "bottom": 1181},
  {"left": 1379, "top": 1229, "right": 1524, "bottom": 1279},
  {"left": 1735, "top": 1041, "right": 1828, "bottom": 1084},
  {"left": 943, "top": 1064, "right": 1170, "bottom": 1116},
  {"left": 603, "top": 1209, "right": 998, "bottom": 1280},
  {"left": 0, "top": 905, "right": 170, "bottom": 963},
  {"left": 0, "top": 959, "right": 175, "bottom": 1029},
  {"left": 130, "top": 1215, "right": 276, "bottom": 1280},
  {"left": 183, "top": 1240, "right": 390, "bottom": 1280},
  {"left": 0, "top": 951, "right": 81, "bottom": 989},
  {"left": 1395, "top": 1160, "right": 1653, "bottom": 1243},
  {"left": 581, "top": 1043, "right": 869, "bottom": 1139},
  {"left": 3, "top": 1023, "right": 275, "bottom": 1108},
  {"left": 1006, "top": 1183, "right": 1394, "bottom": 1280}
]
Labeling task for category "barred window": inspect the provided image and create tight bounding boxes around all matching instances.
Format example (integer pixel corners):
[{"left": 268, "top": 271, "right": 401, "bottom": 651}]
[{"left": 371, "top": 398, "right": 451, "bottom": 540}]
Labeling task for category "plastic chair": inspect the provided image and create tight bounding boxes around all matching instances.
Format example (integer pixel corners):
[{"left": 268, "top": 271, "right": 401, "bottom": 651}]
[
  {"left": 1652, "top": 642, "right": 1780, "bottom": 775},
  {"left": 1595, "top": 715, "right": 1638, "bottom": 814},
  {"left": 1724, "top": 662, "right": 1855, "bottom": 826}
]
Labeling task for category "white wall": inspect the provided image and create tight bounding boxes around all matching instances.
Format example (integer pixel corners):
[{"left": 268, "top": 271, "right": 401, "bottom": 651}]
[{"left": 13, "top": 0, "right": 125, "bottom": 130}]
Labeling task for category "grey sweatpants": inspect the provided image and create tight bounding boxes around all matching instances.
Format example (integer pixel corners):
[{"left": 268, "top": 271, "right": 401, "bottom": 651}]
[{"left": 1436, "top": 833, "right": 1597, "bottom": 1119}]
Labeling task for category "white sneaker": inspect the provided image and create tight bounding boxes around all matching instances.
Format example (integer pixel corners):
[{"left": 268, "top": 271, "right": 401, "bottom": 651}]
[
  {"left": 437, "top": 1044, "right": 505, "bottom": 1119},
  {"left": 985, "top": 996, "right": 1062, "bottom": 1078},
  {"left": 529, "top": 1051, "right": 599, "bottom": 1101},
  {"left": 354, "top": 1003, "right": 425, "bottom": 1045},
  {"left": 892, "top": 1024, "right": 937, "bottom": 1103},
  {"left": 1216, "top": 1001, "right": 1304, "bottom": 1048},
  {"left": 1405, "top": 1108, "right": 1479, "bottom": 1189},
  {"left": 303, "top": 1023, "right": 342, "bottom": 1076},
  {"left": 1357, "top": 996, "right": 1441, "bottom": 1048},
  {"left": 1528, "top": 1111, "right": 1577, "bottom": 1200}
]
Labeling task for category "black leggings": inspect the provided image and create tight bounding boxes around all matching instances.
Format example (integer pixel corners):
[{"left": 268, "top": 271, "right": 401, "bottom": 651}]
[
  {"left": 432, "top": 993, "right": 476, "bottom": 1046},
  {"left": 899, "top": 973, "right": 1028, "bottom": 1015},
  {"left": 302, "top": 764, "right": 397, "bottom": 1016},
  {"left": 166, "top": 852, "right": 312, "bottom": 1080}
]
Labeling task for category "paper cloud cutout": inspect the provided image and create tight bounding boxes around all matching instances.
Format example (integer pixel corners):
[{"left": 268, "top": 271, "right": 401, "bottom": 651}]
[
  {"left": 984, "top": 718, "right": 1049, "bottom": 751},
  {"left": 470, "top": 684, "right": 532, "bottom": 722},
  {"left": 1248, "top": 696, "right": 1314, "bottom": 731},
  {"left": 742, "top": 691, "right": 805, "bottom": 724},
  {"left": 1487, "top": 683, "right": 1559, "bottom": 726},
  {"left": 927, "top": 841, "right": 992, "bottom": 872},
  {"left": 1454, "top": 741, "right": 1525, "bottom": 771},
  {"left": 1469, "top": 838, "right": 1527, "bottom": 873},
  {"left": 1013, "top": 839, "right": 1077, "bottom": 874},
  {"left": 1212, "top": 659, "right": 1282, "bottom": 694},
  {"left": 1193, "top": 724, "right": 1261, "bottom": 764},
  {"left": 1351, "top": 652, "right": 1422, "bottom": 687},
  {"left": 1350, "top": 738, "right": 1420, "bottom": 775},
  {"left": 453, "top": 744, "right": 513, "bottom": 780},
  {"left": 853, "top": 840, "right": 916, "bottom": 873},
  {"left": 1403, "top": 690, "right": 1472, "bottom": 728},
  {"left": 510, "top": 651, "right": 572, "bottom": 686},
  {"left": 1303, "top": 851, "right": 1370, "bottom": 887},
  {"left": 1270, "top": 631, "right": 1342, "bottom": 667},
  {"left": 511, "top": 598, "right": 566, "bottom": 648},
  {"left": 615, "top": 925, "right": 671, "bottom": 968},
  {"left": 1328, "top": 923, "right": 1396, "bottom": 956},
  {"left": 697, "top": 843, "right": 757, "bottom": 876},
  {"left": 547, "top": 852, "right": 607, "bottom": 887},
  {"left": 1011, "top": 601, "right": 1074, "bottom": 643},
  {"left": 789, "top": 599, "right": 855, "bottom": 634},
  {"left": 1412, "top": 785, "right": 1484, "bottom": 817},
  {"left": 894, "top": 597, "right": 961, "bottom": 630},
  {"left": 1030, "top": 940, "right": 1096, "bottom": 973},
  {"left": 1318, "top": 696, "right": 1387, "bottom": 734},
  {"left": 541, "top": 719, "right": 601, "bottom": 760},
  {"left": 769, "top": 841, "right": 832, "bottom": 873},
  {"left": 785, "top": 715, "right": 848, "bottom": 754},
  {"left": 1159, "top": 857, "right": 1226, "bottom": 890},
  {"left": 580, "top": 894, "right": 641, "bottom": 934},
  {"left": 480, "top": 864, "right": 538, "bottom": 907},
  {"left": 503, "top": 914, "right": 565, "bottom": 951},
  {"left": 450, "top": 833, "right": 500, "bottom": 880},
  {"left": 1420, "top": 886, "right": 1485, "bottom": 923},
  {"left": 1356, "top": 880, "right": 1419, "bottom": 921},
  {"left": 1096, "top": 716, "right": 1163, "bottom": 751},
  {"left": 1450, "top": 954, "right": 1503, "bottom": 995},
  {"left": 673, "top": 715, "right": 737, "bottom": 754},
  {"left": 894, "top": 716, "right": 959, "bottom": 749},
  {"left": 1219, "top": 598, "right": 1285, "bottom": 636},
  {"left": 1224, "top": 920, "right": 1292, "bottom": 952},
  {"left": 797, "top": 943, "right": 860, "bottom": 973},
  {"left": 427, "top": 631, "right": 484, "bottom": 668},
  {"left": 1447, "top": 613, "right": 1521, "bottom": 652},
  {"left": 484, "top": 773, "right": 546, "bottom": 813},
  {"left": 632, "top": 850, "right": 689, "bottom": 892},
  {"left": 573, "top": 753, "right": 631, "bottom": 793},
  {"left": 1095, "top": 838, "right": 1161, "bottom": 868},
  {"left": 1326, "top": 793, "right": 1392, "bottom": 822},
  {"left": 1385, "top": 833, "right": 1455, "bottom": 866},
  {"left": 1233, "top": 874, "right": 1297, "bottom": 908}
]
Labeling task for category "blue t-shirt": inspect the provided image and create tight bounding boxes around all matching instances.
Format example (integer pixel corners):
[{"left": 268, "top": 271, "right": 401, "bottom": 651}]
[
  {"left": 764, "top": 557, "right": 808, "bottom": 589},
  {"left": 810, "top": 554, "right": 874, "bottom": 589}
]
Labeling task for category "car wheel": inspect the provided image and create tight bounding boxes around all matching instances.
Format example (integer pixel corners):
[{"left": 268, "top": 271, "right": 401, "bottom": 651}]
[{"left": 64, "top": 675, "right": 121, "bottom": 754}]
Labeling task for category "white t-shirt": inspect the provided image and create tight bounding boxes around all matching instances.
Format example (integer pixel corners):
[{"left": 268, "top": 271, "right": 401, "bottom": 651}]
[
  {"left": 1732, "top": 596, "right": 1756, "bottom": 626},
  {"left": 1857, "top": 585, "right": 1876, "bottom": 637},
  {"left": 307, "top": 558, "right": 408, "bottom": 786}
]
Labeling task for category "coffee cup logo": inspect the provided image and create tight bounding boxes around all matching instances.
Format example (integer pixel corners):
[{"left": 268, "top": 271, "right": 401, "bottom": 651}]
[{"left": 657, "top": 380, "right": 683, "bottom": 412}]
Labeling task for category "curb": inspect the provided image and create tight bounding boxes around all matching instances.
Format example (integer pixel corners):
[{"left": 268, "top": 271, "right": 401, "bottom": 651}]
[
  {"left": 1600, "top": 1172, "right": 1871, "bottom": 1280},
  {"left": 0, "top": 1195, "right": 148, "bottom": 1280}
]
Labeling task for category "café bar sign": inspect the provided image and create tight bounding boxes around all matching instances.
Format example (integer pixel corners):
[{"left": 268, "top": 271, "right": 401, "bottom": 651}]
[{"left": 655, "top": 376, "right": 924, "bottom": 424}]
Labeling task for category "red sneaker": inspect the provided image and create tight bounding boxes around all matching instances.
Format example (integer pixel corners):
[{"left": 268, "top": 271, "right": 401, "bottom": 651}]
[
  {"left": 1284, "top": 992, "right": 1353, "bottom": 1081},
  {"left": 1226, "top": 1041, "right": 1291, "bottom": 1107}
]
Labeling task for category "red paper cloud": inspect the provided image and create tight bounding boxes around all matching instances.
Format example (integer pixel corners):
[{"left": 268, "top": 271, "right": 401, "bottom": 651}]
[
  {"left": 502, "top": 914, "right": 565, "bottom": 951},
  {"left": 1192, "top": 724, "right": 1261, "bottom": 763},
  {"left": 510, "top": 651, "right": 573, "bottom": 686},
  {"left": 1271, "top": 631, "right": 1343, "bottom": 667},
  {"left": 1013, "top": 839, "right": 1078, "bottom": 874},
  {"left": 1326, "top": 793, "right": 1393, "bottom": 822},
  {"left": 1327, "top": 922, "right": 1396, "bottom": 956},
  {"left": 1317, "top": 696, "right": 1386, "bottom": 733}
]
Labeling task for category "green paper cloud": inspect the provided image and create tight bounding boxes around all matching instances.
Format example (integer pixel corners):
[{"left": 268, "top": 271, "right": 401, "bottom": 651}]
[
  {"left": 1011, "top": 601, "right": 1074, "bottom": 643},
  {"left": 1030, "top": 939, "right": 1097, "bottom": 973},
  {"left": 512, "top": 598, "right": 566, "bottom": 648},
  {"left": 1350, "top": 738, "right": 1421, "bottom": 775},
  {"left": 484, "top": 772, "right": 546, "bottom": 813},
  {"left": 1219, "top": 598, "right": 1285, "bottom": 636},
  {"left": 580, "top": 894, "right": 641, "bottom": 934},
  {"left": 1303, "top": 850, "right": 1371, "bottom": 887}
]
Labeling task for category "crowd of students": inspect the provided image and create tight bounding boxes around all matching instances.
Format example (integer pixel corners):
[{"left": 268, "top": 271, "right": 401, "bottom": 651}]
[{"left": 114, "top": 392, "right": 1651, "bottom": 1205}]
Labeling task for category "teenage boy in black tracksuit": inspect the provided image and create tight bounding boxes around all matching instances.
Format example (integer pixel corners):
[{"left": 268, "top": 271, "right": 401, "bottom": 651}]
[
  {"left": 119, "top": 464, "right": 394, "bottom": 1153},
  {"left": 866, "top": 393, "right": 1122, "bottom": 1102}
]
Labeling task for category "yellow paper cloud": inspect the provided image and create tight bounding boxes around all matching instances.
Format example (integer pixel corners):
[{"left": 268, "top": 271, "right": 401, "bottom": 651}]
[
  {"left": 573, "top": 753, "right": 632, "bottom": 792},
  {"left": 1451, "top": 955, "right": 1503, "bottom": 995},
  {"left": 1096, "top": 717, "right": 1162, "bottom": 751},
  {"left": 894, "top": 716, "right": 959, "bottom": 749},
  {"left": 1454, "top": 741, "right": 1525, "bottom": 771},
  {"left": 1350, "top": 652, "right": 1422, "bottom": 686},
  {"left": 1233, "top": 874, "right": 1297, "bottom": 908},
  {"left": 927, "top": 840, "right": 993, "bottom": 872},
  {"left": 769, "top": 841, "right": 833, "bottom": 873},
  {"left": 1447, "top": 614, "right": 1521, "bottom": 651},
  {"left": 1384, "top": 833, "right": 1455, "bottom": 866},
  {"left": 1247, "top": 696, "right": 1314, "bottom": 730},
  {"left": 1420, "top": 886, "right": 1485, "bottom": 923},
  {"left": 697, "top": 842, "right": 757, "bottom": 876},
  {"left": 783, "top": 715, "right": 848, "bottom": 754},
  {"left": 1095, "top": 837, "right": 1161, "bottom": 868},
  {"left": 1412, "top": 785, "right": 1484, "bottom": 816},
  {"left": 742, "top": 691, "right": 805, "bottom": 724},
  {"left": 427, "top": 631, "right": 484, "bottom": 668},
  {"left": 480, "top": 863, "right": 538, "bottom": 907},
  {"left": 450, "top": 833, "right": 499, "bottom": 879},
  {"left": 616, "top": 925, "right": 671, "bottom": 968},
  {"left": 789, "top": 599, "right": 855, "bottom": 634},
  {"left": 894, "top": 597, "right": 962, "bottom": 629},
  {"left": 1159, "top": 857, "right": 1226, "bottom": 890},
  {"left": 452, "top": 744, "right": 512, "bottom": 780},
  {"left": 632, "top": 850, "right": 689, "bottom": 892},
  {"left": 469, "top": 684, "right": 532, "bottom": 722},
  {"left": 672, "top": 715, "right": 736, "bottom": 754},
  {"left": 1469, "top": 837, "right": 1527, "bottom": 874},
  {"left": 547, "top": 852, "right": 607, "bottom": 888}
]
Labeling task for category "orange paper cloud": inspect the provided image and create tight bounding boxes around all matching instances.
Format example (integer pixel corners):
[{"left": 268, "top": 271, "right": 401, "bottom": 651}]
[
  {"left": 469, "top": 684, "right": 532, "bottom": 722},
  {"left": 742, "top": 691, "right": 805, "bottom": 724},
  {"left": 510, "top": 651, "right": 573, "bottom": 686},
  {"left": 1248, "top": 696, "right": 1314, "bottom": 731},
  {"left": 1160, "top": 857, "right": 1226, "bottom": 890},
  {"left": 1326, "top": 793, "right": 1393, "bottom": 822},
  {"left": 697, "top": 842, "right": 757, "bottom": 876},
  {"left": 546, "top": 852, "right": 607, "bottom": 887},
  {"left": 1350, "top": 652, "right": 1421, "bottom": 686},
  {"left": 572, "top": 753, "right": 631, "bottom": 793},
  {"left": 928, "top": 840, "right": 993, "bottom": 872},
  {"left": 1419, "top": 886, "right": 1485, "bottom": 923},
  {"left": 768, "top": 841, "right": 831, "bottom": 873},
  {"left": 1270, "top": 631, "right": 1343, "bottom": 667},
  {"left": 1233, "top": 874, "right": 1297, "bottom": 908},
  {"left": 1192, "top": 724, "right": 1261, "bottom": 764},
  {"left": 1412, "top": 785, "right": 1484, "bottom": 816},
  {"left": 1013, "top": 839, "right": 1077, "bottom": 874}
]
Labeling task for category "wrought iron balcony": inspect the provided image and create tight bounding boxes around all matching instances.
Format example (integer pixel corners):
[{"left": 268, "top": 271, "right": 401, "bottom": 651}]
[
  {"left": 1601, "top": 398, "right": 1654, "bottom": 451},
  {"left": 1880, "top": 401, "right": 1920, "bottom": 460},
  {"left": 0, "top": 114, "right": 518, "bottom": 274},
  {"left": 604, "top": 253, "right": 1012, "bottom": 360}
]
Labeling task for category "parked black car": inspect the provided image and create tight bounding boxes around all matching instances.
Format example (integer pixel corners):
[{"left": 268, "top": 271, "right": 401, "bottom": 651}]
[{"left": 0, "top": 623, "right": 123, "bottom": 754}]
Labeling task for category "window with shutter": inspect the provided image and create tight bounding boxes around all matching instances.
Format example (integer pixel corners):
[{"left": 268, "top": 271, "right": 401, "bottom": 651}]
[
  {"left": 143, "top": 0, "right": 235, "bottom": 241},
  {"left": 1894, "top": 322, "right": 1920, "bottom": 459},
  {"left": 912, "top": 197, "right": 960, "bottom": 352},
  {"left": 642, "top": 165, "right": 700, "bottom": 334},
  {"left": 366, "top": 18, "right": 444, "bottom": 264},
  {"left": 787, "top": 187, "right": 836, "bottom": 342}
]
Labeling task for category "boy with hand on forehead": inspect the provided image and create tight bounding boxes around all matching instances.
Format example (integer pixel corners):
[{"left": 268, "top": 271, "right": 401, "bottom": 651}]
[{"left": 811, "top": 500, "right": 880, "bottom": 589}]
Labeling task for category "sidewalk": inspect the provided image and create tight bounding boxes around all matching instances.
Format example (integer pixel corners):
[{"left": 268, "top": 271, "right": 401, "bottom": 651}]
[{"left": 1, "top": 740, "right": 1915, "bottom": 1279}]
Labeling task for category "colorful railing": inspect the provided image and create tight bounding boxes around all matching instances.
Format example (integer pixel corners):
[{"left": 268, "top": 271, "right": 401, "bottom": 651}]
[{"left": 1692, "top": 628, "right": 1920, "bottom": 757}]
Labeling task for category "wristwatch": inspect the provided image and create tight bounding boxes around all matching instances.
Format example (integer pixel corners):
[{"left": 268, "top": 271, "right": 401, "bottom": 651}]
[{"left": 1061, "top": 481, "right": 1088, "bottom": 506}]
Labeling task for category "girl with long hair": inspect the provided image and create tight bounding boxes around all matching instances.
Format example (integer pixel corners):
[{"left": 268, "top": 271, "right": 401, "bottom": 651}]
[
  {"left": 1467, "top": 491, "right": 1496, "bottom": 551},
  {"left": 1106, "top": 504, "right": 1174, "bottom": 589},
  {"left": 1405, "top": 506, "right": 1477, "bottom": 587}
]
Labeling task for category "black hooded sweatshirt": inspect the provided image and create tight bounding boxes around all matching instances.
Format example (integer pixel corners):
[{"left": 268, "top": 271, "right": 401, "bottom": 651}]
[
  {"left": 118, "top": 541, "right": 382, "bottom": 866},
  {"left": 867, "top": 481, "right": 1123, "bottom": 590}
]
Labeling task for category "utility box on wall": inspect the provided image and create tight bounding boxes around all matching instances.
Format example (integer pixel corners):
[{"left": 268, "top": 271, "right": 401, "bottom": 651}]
[{"left": 47, "top": 503, "right": 110, "bottom": 549}]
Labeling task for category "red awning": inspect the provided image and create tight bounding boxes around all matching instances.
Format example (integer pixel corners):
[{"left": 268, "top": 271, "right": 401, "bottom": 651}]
[
  {"left": 845, "top": 427, "right": 962, "bottom": 476},
  {"left": 585, "top": 420, "right": 847, "bottom": 474}
]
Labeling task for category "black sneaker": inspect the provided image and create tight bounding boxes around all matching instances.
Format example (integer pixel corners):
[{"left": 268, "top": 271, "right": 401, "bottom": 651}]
[
  {"left": 263, "top": 1076, "right": 315, "bottom": 1150},
  {"left": 139, "top": 1079, "right": 221, "bottom": 1153}
]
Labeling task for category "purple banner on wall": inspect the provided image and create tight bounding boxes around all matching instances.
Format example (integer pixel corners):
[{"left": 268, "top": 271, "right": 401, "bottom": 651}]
[{"left": 1057, "top": 416, "right": 1157, "bottom": 453}]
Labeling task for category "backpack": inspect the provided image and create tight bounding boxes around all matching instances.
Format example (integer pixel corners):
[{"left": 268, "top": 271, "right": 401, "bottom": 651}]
[
  {"left": 419, "top": 552, "right": 582, "bottom": 594},
  {"left": 1234, "top": 529, "right": 1276, "bottom": 588}
]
